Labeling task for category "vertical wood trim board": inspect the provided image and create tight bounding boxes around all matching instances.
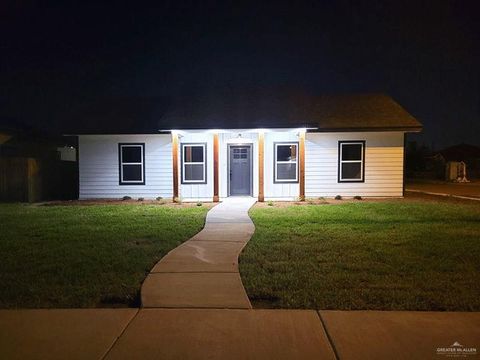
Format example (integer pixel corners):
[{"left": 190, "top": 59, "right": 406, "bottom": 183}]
[
  {"left": 258, "top": 131, "right": 265, "bottom": 202},
  {"left": 213, "top": 133, "right": 219, "bottom": 202},
  {"left": 172, "top": 133, "right": 179, "bottom": 200},
  {"left": 299, "top": 131, "right": 306, "bottom": 201}
]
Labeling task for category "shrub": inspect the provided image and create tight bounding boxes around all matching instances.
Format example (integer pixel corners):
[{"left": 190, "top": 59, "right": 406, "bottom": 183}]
[
  {"left": 267, "top": 201, "right": 274, "bottom": 206},
  {"left": 354, "top": 195, "right": 362, "bottom": 200},
  {"left": 334, "top": 195, "right": 342, "bottom": 200},
  {"left": 196, "top": 202, "right": 202, "bottom": 207},
  {"left": 137, "top": 197, "right": 144, "bottom": 201},
  {"left": 156, "top": 196, "right": 163, "bottom": 201},
  {"left": 122, "top": 196, "right": 132, "bottom": 201}
]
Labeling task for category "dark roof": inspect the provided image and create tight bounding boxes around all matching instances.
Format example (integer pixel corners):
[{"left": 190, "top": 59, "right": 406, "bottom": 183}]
[
  {"left": 68, "top": 92, "right": 422, "bottom": 134},
  {"left": 160, "top": 92, "right": 422, "bottom": 132},
  {"left": 307, "top": 94, "right": 421, "bottom": 131}
]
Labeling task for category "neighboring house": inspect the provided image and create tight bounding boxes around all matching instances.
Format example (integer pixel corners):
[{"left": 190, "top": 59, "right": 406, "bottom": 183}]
[
  {"left": 75, "top": 92, "right": 422, "bottom": 201},
  {"left": 426, "top": 143, "right": 480, "bottom": 179}
]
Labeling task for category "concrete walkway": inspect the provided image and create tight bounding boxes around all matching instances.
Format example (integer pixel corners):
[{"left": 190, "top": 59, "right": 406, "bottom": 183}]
[{"left": 141, "top": 197, "right": 256, "bottom": 309}]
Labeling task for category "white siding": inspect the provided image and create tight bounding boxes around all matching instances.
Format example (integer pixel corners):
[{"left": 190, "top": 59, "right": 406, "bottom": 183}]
[
  {"left": 264, "top": 131, "right": 300, "bottom": 200},
  {"left": 178, "top": 132, "right": 214, "bottom": 201},
  {"left": 79, "top": 135, "right": 172, "bottom": 199},
  {"left": 305, "top": 131, "right": 404, "bottom": 197},
  {"left": 78, "top": 130, "right": 406, "bottom": 201}
]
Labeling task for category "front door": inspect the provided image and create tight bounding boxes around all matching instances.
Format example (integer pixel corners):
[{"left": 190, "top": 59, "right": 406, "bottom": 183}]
[{"left": 229, "top": 145, "right": 252, "bottom": 196}]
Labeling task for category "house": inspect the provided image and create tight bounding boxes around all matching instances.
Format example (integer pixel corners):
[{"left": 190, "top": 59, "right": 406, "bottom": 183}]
[
  {"left": 427, "top": 143, "right": 480, "bottom": 179},
  {"left": 75, "top": 92, "right": 422, "bottom": 201}
]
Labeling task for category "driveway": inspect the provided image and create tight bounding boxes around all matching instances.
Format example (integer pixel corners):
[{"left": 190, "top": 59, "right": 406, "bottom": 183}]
[{"left": 406, "top": 180, "right": 480, "bottom": 199}]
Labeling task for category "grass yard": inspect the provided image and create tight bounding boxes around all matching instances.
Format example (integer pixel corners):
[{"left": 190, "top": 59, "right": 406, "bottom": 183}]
[
  {"left": 0, "top": 203, "right": 209, "bottom": 308},
  {"left": 240, "top": 197, "right": 480, "bottom": 311}
]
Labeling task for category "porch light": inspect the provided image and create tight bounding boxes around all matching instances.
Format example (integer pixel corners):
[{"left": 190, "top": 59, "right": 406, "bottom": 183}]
[
  {"left": 296, "top": 128, "right": 307, "bottom": 137},
  {"left": 170, "top": 130, "right": 185, "bottom": 138}
]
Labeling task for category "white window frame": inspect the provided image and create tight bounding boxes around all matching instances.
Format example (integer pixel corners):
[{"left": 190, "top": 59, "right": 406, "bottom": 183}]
[
  {"left": 181, "top": 143, "right": 207, "bottom": 184},
  {"left": 119, "top": 143, "right": 145, "bottom": 185},
  {"left": 274, "top": 142, "right": 299, "bottom": 183},
  {"left": 338, "top": 141, "right": 365, "bottom": 182}
]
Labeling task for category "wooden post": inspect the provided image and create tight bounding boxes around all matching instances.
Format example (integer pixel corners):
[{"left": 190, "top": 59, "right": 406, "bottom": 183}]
[
  {"left": 27, "top": 158, "right": 41, "bottom": 203},
  {"left": 172, "top": 133, "right": 179, "bottom": 201},
  {"left": 299, "top": 131, "right": 305, "bottom": 201},
  {"left": 258, "top": 131, "right": 265, "bottom": 202},
  {"left": 213, "top": 133, "right": 219, "bottom": 202}
]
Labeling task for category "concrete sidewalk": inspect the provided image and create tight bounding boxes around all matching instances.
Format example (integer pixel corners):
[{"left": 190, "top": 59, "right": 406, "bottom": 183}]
[
  {"left": 141, "top": 197, "right": 256, "bottom": 309},
  {"left": 1, "top": 309, "right": 479, "bottom": 359}
]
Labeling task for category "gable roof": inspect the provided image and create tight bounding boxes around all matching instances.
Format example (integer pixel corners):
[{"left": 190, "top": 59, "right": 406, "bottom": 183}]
[
  {"left": 161, "top": 92, "right": 421, "bottom": 131},
  {"left": 68, "top": 92, "right": 422, "bottom": 134},
  {"left": 307, "top": 94, "right": 421, "bottom": 131}
]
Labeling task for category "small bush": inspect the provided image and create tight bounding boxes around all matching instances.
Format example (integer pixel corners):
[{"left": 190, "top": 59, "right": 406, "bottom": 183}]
[
  {"left": 137, "top": 197, "right": 144, "bottom": 201},
  {"left": 196, "top": 202, "right": 202, "bottom": 207},
  {"left": 122, "top": 196, "right": 132, "bottom": 201},
  {"left": 267, "top": 201, "right": 274, "bottom": 206},
  {"left": 156, "top": 196, "right": 163, "bottom": 201},
  {"left": 318, "top": 197, "right": 326, "bottom": 201},
  {"left": 334, "top": 195, "right": 342, "bottom": 200},
  {"left": 354, "top": 195, "right": 362, "bottom": 200}
]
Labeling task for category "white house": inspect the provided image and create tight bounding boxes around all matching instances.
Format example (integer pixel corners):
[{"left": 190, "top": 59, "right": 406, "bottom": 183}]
[{"left": 76, "top": 92, "right": 422, "bottom": 202}]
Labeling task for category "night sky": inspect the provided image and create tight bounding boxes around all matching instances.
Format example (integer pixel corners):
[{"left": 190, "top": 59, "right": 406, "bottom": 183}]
[{"left": 1, "top": 1, "right": 478, "bottom": 148}]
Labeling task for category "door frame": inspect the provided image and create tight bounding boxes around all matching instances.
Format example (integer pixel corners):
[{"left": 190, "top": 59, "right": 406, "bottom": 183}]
[{"left": 227, "top": 143, "right": 253, "bottom": 197}]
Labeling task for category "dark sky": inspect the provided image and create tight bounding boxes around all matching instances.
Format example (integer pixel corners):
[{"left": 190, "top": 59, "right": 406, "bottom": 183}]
[{"left": 1, "top": 1, "right": 479, "bottom": 148}]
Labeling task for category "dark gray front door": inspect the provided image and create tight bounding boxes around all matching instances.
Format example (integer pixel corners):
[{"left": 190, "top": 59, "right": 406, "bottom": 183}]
[{"left": 229, "top": 145, "right": 252, "bottom": 196}]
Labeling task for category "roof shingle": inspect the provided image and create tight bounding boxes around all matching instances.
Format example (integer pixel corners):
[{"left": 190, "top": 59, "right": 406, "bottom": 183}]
[{"left": 68, "top": 91, "right": 422, "bottom": 134}]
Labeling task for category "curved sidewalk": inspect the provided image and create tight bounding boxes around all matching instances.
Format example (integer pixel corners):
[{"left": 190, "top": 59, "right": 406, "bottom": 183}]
[{"left": 141, "top": 197, "right": 257, "bottom": 309}]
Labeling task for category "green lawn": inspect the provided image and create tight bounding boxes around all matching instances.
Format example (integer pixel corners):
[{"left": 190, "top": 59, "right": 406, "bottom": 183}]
[
  {"left": 0, "top": 203, "right": 209, "bottom": 308},
  {"left": 240, "top": 199, "right": 480, "bottom": 311}
]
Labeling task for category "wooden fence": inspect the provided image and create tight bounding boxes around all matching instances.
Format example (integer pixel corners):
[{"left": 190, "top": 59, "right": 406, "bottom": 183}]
[{"left": 0, "top": 157, "right": 42, "bottom": 202}]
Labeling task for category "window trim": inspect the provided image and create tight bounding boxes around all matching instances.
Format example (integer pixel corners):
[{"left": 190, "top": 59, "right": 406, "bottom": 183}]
[
  {"left": 274, "top": 142, "right": 299, "bottom": 184},
  {"left": 118, "top": 143, "right": 145, "bottom": 185},
  {"left": 338, "top": 140, "right": 366, "bottom": 183},
  {"left": 181, "top": 143, "right": 207, "bottom": 184}
]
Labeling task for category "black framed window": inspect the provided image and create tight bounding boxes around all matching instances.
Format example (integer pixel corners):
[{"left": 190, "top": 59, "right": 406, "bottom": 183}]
[
  {"left": 274, "top": 142, "right": 299, "bottom": 183},
  {"left": 338, "top": 141, "right": 365, "bottom": 182},
  {"left": 119, "top": 143, "right": 145, "bottom": 185},
  {"left": 182, "top": 143, "right": 207, "bottom": 184}
]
